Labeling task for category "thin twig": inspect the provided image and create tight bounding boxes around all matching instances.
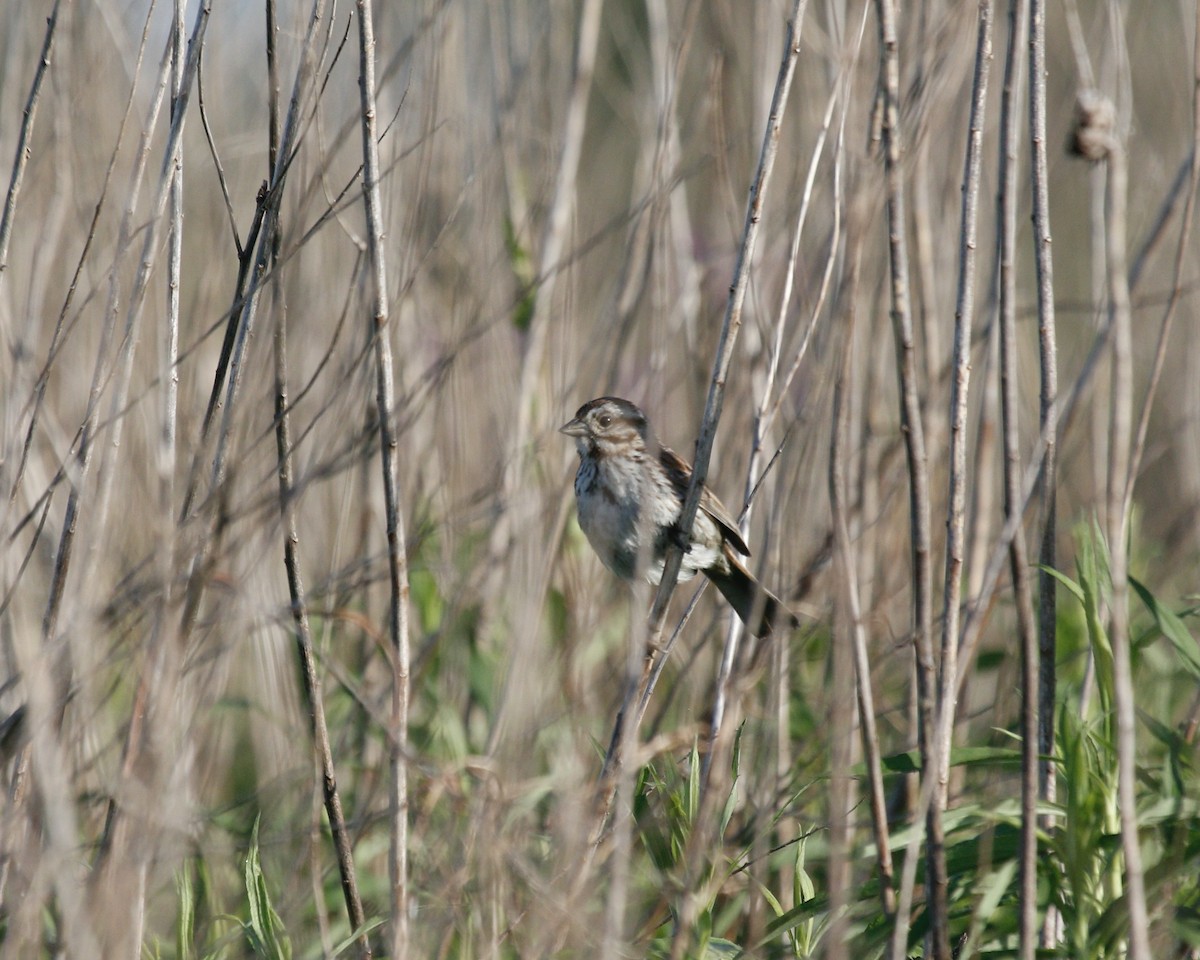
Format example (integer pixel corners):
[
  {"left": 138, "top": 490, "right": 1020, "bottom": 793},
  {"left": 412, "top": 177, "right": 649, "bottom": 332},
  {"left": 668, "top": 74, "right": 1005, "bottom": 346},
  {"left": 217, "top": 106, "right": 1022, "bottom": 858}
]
[
  {"left": 650, "top": 0, "right": 804, "bottom": 644},
  {"left": 267, "top": 0, "right": 372, "bottom": 954},
  {"left": 354, "top": 1, "right": 411, "bottom": 954},
  {"left": 936, "top": 0, "right": 993, "bottom": 842},
  {"left": 998, "top": 5, "right": 1039, "bottom": 954},
  {"left": 1028, "top": 0, "right": 1060, "bottom": 946},
  {"left": 874, "top": 0, "right": 940, "bottom": 953},
  {"left": 42, "top": 15, "right": 174, "bottom": 655},
  {"left": 658, "top": 5, "right": 807, "bottom": 956},
  {"left": 1123, "top": 2, "right": 1200, "bottom": 524},
  {"left": 91, "top": 17, "right": 213, "bottom": 938},
  {"left": 830, "top": 231, "right": 895, "bottom": 921},
  {"left": 272, "top": 165, "right": 374, "bottom": 960},
  {"left": 196, "top": 48, "right": 243, "bottom": 258},
  {"left": 0, "top": 0, "right": 61, "bottom": 283},
  {"left": 178, "top": 0, "right": 331, "bottom": 640},
  {"left": 1096, "top": 103, "right": 1153, "bottom": 960}
]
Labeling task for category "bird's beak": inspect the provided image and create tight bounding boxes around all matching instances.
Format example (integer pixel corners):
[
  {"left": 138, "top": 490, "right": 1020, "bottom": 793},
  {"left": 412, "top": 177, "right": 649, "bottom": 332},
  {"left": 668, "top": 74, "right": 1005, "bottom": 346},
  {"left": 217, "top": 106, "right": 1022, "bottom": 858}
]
[{"left": 559, "top": 417, "right": 588, "bottom": 438}]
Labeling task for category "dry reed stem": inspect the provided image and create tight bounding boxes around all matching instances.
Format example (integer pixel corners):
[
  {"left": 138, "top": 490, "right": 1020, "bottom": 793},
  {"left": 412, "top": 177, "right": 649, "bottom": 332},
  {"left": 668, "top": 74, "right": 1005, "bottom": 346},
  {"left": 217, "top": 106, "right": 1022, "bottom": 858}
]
[
  {"left": 0, "top": 0, "right": 60, "bottom": 284},
  {"left": 994, "top": 0, "right": 1041, "bottom": 954},
  {"left": 874, "top": 0, "right": 941, "bottom": 953},
  {"left": 272, "top": 204, "right": 373, "bottom": 960},
  {"left": 996, "top": 5, "right": 1039, "bottom": 951},
  {"left": 260, "top": 0, "right": 371, "bottom": 955},
  {"left": 650, "top": 0, "right": 804, "bottom": 646},
  {"left": 89, "top": 3, "right": 210, "bottom": 587},
  {"left": 1096, "top": 111, "right": 1152, "bottom": 960},
  {"left": 830, "top": 225, "right": 895, "bottom": 921},
  {"left": 82, "top": 12, "right": 211, "bottom": 946},
  {"left": 657, "top": 4, "right": 807, "bottom": 956},
  {"left": 937, "top": 0, "right": 992, "bottom": 838},
  {"left": 1124, "top": 3, "right": 1200, "bottom": 525},
  {"left": 42, "top": 12, "right": 173, "bottom": 665},
  {"left": 1027, "top": 0, "right": 1059, "bottom": 945},
  {"left": 487, "top": 0, "right": 602, "bottom": 574},
  {"left": 353, "top": 0, "right": 411, "bottom": 953},
  {"left": 205, "top": 3, "right": 329, "bottom": 500},
  {"left": 2, "top": 1, "right": 1198, "bottom": 955}
]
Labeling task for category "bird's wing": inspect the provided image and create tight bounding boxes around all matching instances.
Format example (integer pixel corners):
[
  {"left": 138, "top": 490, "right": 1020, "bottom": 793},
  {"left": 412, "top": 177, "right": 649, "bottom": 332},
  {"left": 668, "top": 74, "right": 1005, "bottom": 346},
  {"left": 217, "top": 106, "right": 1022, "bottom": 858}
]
[{"left": 658, "top": 445, "right": 751, "bottom": 557}]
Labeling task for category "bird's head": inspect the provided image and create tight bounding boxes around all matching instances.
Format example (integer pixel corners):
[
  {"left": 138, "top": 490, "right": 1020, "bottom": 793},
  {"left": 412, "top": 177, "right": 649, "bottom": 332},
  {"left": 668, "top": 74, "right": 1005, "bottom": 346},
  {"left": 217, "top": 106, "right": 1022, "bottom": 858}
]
[{"left": 559, "top": 396, "right": 649, "bottom": 457}]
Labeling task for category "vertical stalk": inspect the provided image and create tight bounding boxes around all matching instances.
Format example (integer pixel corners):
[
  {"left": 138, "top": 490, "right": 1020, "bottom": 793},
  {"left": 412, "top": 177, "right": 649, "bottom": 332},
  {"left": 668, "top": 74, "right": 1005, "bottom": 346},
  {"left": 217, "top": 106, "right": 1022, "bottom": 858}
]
[
  {"left": 487, "top": 0, "right": 603, "bottom": 572},
  {"left": 268, "top": 0, "right": 371, "bottom": 955},
  {"left": 272, "top": 227, "right": 373, "bottom": 960},
  {"left": 0, "top": 0, "right": 61, "bottom": 285},
  {"left": 354, "top": 1, "right": 411, "bottom": 954},
  {"left": 203, "top": 0, "right": 328, "bottom": 503},
  {"left": 830, "top": 238, "right": 895, "bottom": 921},
  {"left": 997, "top": 0, "right": 1041, "bottom": 955},
  {"left": 999, "top": 6, "right": 1040, "bottom": 952},
  {"left": 165, "top": 0, "right": 183, "bottom": 531},
  {"left": 656, "top": 5, "right": 807, "bottom": 957},
  {"left": 650, "top": 0, "right": 806, "bottom": 638},
  {"left": 1101, "top": 117, "right": 1151, "bottom": 960},
  {"left": 1028, "top": 7, "right": 1059, "bottom": 947},
  {"left": 1124, "top": 2, "right": 1200, "bottom": 523},
  {"left": 91, "top": 22, "right": 211, "bottom": 946},
  {"left": 873, "top": 0, "right": 939, "bottom": 953},
  {"left": 1068, "top": 78, "right": 1150, "bottom": 957},
  {"left": 938, "top": 0, "right": 993, "bottom": 826}
]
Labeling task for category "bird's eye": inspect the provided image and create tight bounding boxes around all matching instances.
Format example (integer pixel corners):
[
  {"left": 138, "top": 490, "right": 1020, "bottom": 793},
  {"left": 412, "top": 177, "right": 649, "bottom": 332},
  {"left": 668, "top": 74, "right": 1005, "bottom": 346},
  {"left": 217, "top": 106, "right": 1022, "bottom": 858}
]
[{"left": 597, "top": 414, "right": 612, "bottom": 428}]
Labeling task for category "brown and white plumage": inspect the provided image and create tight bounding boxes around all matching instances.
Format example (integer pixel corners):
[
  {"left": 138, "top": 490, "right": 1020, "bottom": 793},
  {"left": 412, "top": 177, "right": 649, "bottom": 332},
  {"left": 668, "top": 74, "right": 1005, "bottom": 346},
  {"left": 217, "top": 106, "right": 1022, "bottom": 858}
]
[{"left": 560, "top": 397, "right": 796, "bottom": 638}]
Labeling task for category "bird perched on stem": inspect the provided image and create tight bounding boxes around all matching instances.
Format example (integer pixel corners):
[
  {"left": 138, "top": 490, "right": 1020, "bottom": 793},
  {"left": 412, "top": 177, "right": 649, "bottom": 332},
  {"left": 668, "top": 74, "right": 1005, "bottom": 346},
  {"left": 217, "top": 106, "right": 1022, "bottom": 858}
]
[{"left": 560, "top": 397, "right": 797, "bottom": 638}]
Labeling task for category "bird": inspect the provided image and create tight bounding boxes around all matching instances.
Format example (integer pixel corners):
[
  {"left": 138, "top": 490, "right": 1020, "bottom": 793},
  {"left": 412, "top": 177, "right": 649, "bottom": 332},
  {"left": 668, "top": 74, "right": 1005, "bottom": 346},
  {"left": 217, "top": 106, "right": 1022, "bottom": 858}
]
[{"left": 560, "top": 396, "right": 796, "bottom": 638}]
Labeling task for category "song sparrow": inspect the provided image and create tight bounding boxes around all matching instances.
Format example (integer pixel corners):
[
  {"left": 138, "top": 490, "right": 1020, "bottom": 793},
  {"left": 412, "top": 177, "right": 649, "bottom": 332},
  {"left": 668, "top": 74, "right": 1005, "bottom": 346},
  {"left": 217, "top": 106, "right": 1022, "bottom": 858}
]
[{"left": 560, "top": 397, "right": 796, "bottom": 638}]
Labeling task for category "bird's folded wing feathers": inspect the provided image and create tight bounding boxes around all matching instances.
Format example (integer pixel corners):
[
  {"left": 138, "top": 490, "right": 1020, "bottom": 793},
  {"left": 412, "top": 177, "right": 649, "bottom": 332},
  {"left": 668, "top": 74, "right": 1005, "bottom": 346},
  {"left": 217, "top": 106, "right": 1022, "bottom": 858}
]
[{"left": 657, "top": 445, "right": 751, "bottom": 557}]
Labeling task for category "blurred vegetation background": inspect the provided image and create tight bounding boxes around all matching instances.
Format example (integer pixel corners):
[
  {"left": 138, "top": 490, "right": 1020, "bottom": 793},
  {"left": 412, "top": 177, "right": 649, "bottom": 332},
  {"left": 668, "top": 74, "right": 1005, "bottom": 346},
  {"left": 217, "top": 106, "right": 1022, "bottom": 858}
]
[{"left": 0, "top": 0, "right": 1198, "bottom": 957}]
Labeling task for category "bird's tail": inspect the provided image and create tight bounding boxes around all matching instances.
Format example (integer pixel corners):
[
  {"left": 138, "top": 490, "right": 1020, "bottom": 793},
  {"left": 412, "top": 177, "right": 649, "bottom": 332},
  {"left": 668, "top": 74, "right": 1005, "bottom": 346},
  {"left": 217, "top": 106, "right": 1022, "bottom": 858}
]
[{"left": 706, "top": 554, "right": 798, "bottom": 639}]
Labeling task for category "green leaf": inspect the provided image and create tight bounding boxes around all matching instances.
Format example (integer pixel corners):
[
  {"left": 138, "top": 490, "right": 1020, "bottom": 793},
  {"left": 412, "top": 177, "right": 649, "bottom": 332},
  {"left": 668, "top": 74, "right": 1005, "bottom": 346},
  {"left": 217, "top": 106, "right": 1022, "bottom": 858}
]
[
  {"left": 1040, "top": 564, "right": 1086, "bottom": 603},
  {"left": 176, "top": 863, "right": 194, "bottom": 960},
  {"left": 409, "top": 567, "right": 443, "bottom": 632},
  {"left": 328, "top": 918, "right": 385, "bottom": 958},
  {"left": 719, "top": 727, "right": 743, "bottom": 837},
  {"left": 243, "top": 818, "right": 291, "bottom": 960},
  {"left": 1130, "top": 576, "right": 1200, "bottom": 679},
  {"left": 958, "top": 858, "right": 1018, "bottom": 958},
  {"left": 863, "top": 745, "right": 1021, "bottom": 776},
  {"left": 503, "top": 217, "right": 536, "bottom": 331},
  {"left": 687, "top": 740, "right": 701, "bottom": 823}
]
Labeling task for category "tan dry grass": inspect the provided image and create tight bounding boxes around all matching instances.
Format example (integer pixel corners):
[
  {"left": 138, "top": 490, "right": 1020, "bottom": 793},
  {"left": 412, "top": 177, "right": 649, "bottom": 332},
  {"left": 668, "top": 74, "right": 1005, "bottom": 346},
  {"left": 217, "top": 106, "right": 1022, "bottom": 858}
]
[{"left": 0, "top": 1, "right": 1197, "bottom": 956}]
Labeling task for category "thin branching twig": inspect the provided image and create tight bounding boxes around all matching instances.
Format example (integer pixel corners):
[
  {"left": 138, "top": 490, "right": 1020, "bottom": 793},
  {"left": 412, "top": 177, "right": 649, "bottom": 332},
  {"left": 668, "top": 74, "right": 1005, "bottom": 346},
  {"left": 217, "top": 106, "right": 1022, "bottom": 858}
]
[
  {"left": 650, "top": 0, "right": 804, "bottom": 648},
  {"left": 90, "top": 16, "right": 212, "bottom": 953},
  {"left": 271, "top": 0, "right": 372, "bottom": 954},
  {"left": 657, "top": 4, "right": 807, "bottom": 957},
  {"left": 178, "top": 0, "right": 330, "bottom": 640}
]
